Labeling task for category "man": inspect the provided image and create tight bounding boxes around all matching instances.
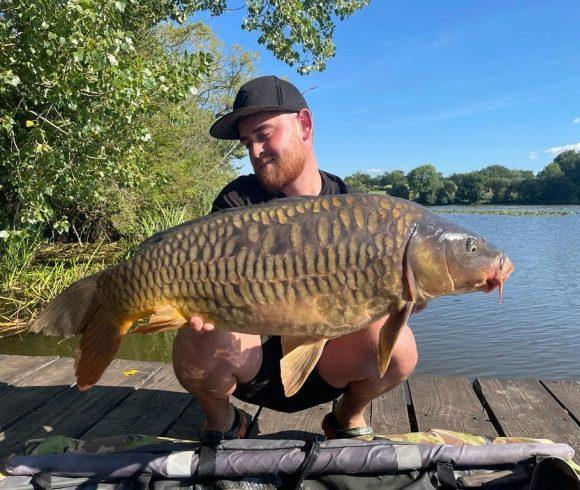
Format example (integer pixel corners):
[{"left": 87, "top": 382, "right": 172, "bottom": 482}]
[{"left": 172, "top": 75, "right": 418, "bottom": 441}]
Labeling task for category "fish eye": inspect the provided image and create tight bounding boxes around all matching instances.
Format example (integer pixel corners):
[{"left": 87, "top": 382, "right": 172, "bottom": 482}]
[{"left": 466, "top": 238, "right": 478, "bottom": 253}]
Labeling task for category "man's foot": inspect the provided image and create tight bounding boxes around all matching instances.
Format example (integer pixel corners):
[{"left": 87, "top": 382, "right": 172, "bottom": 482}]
[
  {"left": 321, "top": 412, "right": 375, "bottom": 441},
  {"left": 200, "top": 406, "right": 252, "bottom": 443}
]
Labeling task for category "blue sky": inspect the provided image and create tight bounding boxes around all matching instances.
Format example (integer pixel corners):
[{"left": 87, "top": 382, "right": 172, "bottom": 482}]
[{"left": 195, "top": 1, "right": 580, "bottom": 179}]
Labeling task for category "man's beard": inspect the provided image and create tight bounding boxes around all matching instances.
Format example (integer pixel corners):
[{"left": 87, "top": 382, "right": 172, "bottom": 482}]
[{"left": 255, "top": 148, "right": 306, "bottom": 193}]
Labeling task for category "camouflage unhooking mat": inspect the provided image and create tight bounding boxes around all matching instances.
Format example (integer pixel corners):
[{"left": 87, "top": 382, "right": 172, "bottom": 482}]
[{"left": 1, "top": 430, "right": 579, "bottom": 489}]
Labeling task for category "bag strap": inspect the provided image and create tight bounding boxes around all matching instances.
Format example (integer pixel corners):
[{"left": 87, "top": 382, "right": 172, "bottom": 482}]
[
  {"left": 196, "top": 441, "right": 219, "bottom": 481},
  {"left": 285, "top": 440, "right": 321, "bottom": 490},
  {"left": 31, "top": 471, "right": 52, "bottom": 490},
  {"left": 436, "top": 462, "right": 457, "bottom": 489},
  {"left": 132, "top": 472, "right": 152, "bottom": 490}
]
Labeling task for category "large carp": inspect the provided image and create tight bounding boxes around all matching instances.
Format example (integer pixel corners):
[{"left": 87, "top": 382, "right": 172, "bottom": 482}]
[{"left": 32, "top": 194, "right": 513, "bottom": 396}]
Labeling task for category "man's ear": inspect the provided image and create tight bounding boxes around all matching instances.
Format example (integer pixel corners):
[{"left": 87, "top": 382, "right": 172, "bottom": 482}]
[{"left": 296, "top": 109, "right": 313, "bottom": 141}]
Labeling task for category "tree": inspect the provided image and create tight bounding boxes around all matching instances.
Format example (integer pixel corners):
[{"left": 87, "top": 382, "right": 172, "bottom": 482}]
[
  {"left": 406, "top": 164, "right": 442, "bottom": 205},
  {"left": 451, "top": 172, "right": 488, "bottom": 203},
  {"left": 509, "top": 178, "right": 538, "bottom": 204},
  {"left": 1, "top": 0, "right": 371, "bottom": 238},
  {"left": 553, "top": 150, "right": 580, "bottom": 186},
  {"left": 111, "top": 24, "right": 257, "bottom": 240},
  {"left": 436, "top": 179, "right": 457, "bottom": 205},
  {"left": 536, "top": 153, "right": 578, "bottom": 203},
  {"left": 345, "top": 171, "right": 373, "bottom": 192},
  {"left": 379, "top": 170, "right": 409, "bottom": 199}
]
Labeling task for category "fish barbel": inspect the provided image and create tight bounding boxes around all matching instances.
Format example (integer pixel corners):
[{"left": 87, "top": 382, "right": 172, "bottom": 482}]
[{"left": 31, "top": 194, "right": 514, "bottom": 396}]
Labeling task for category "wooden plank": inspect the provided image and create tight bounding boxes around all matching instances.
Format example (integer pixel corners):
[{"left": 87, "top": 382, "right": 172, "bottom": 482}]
[
  {"left": 370, "top": 382, "right": 411, "bottom": 435},
  {"left": 81, "top": 364, "right": 192, "bottom": 438},
  {"left": 541, "top": 380, "right": 580, "bottom": 425},
  {"left": 409, "top": 375, "right": 497, "bottom": 436},
  {"left": 256, "top": 402, "right": 332, "bottom": 441},
  {"left": 475, "top": 378, "right": 580, "bottom": 463},
  {"left": 0, "top": 356, "right": 59, "bottom": 392},
  {"left": 165, "top": 396, "right": 260, "bottom": 440},
  {"left": 0, "top": 359, "right": 162, "bottom": 460},
  {"left": 0, "top": 358, "right": 76, "bottom": 430}
]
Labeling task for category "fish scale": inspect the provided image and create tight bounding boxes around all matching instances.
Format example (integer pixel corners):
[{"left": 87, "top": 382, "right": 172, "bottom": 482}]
[
  {"left": 101, "top": 194, "right": 412, "bottom": 338},
  {"left": 32, "top": 193, "right": 514, "bottom": 396}
]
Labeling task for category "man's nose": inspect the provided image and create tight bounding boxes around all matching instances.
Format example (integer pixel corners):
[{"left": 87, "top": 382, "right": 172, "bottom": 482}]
[{"left": 248, "top": 141, "right": 265, "bottom": 159}]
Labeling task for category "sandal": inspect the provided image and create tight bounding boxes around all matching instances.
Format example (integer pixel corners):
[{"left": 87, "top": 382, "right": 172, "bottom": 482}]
[
  {"left": 321, "top": 412, "right": 375, "bottom": 441},
  {"left": 200, "top": 405, "right": 252, "bottom": 443}
]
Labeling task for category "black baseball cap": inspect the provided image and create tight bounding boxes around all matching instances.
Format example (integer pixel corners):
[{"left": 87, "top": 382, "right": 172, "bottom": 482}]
[{"left": 209, "top": 75, "right": 308, "bottom": 140}]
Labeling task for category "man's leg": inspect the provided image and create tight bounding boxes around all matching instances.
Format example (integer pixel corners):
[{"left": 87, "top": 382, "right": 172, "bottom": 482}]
[
  {"left": 316, "top": 317, "right": 418, "bottom": 430},
  {"left": 173, "top": 315, "right": 416, "bottom": 433},
  {"left": 172, "top": 327, "right": 262, "bottom": 432}
]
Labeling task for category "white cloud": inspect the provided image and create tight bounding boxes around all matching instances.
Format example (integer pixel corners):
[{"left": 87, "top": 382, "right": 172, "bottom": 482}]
[
  {"left": 529, "top": 151, "right": 538, "bottom": 160},
  {"left": 366, "top": 168, "right": 385, "bottom": 176},
  {"left": 573, "top": 117, "right": 580, "bottom": 124},
  {"left": 545, "top": 143, "right": 580, "bottom": 156}
]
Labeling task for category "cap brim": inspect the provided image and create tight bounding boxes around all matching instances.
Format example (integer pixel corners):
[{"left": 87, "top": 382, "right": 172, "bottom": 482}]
[{"left": 209, "top": 106, "right": 292, "bottom": 140}]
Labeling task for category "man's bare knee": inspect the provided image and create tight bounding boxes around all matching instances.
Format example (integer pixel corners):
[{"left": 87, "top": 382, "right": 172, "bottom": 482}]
[
  {"left": 172, "top": 328, "right": 262, "bottom": 394},
  {"left": 383, "top": 323, "right": 418, "bottom": 384}
]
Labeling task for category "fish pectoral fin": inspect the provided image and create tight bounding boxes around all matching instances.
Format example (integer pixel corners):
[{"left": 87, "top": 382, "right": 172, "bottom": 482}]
[
  {"left": 378, "top": 301, "right": 414, "bottom": 378},
  {"left": 280, "top": 337, "right": 328, "bottom": 398},
  {"left": 134, "top": 305, "right": 188, "bottom": 334},
  {"left": 280, "top": 335, "right": 317, "bottom": 358}
]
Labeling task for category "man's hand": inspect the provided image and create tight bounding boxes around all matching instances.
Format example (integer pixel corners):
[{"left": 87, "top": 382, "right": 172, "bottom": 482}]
[{"left": 189, "top": 316, "right": 216, "bottom": 333}]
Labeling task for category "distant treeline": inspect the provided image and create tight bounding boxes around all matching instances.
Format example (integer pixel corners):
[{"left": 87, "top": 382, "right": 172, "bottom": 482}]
[{"left": 344, "top": 150, "right": 580, "bottom": 205}]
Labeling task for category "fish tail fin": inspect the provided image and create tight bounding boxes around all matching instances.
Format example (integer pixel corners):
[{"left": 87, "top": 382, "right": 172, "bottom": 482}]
[
  {"left": 74, "top": 316, "right": 133, "bottom": 391},
  {"left": 30, "top": 272, "right": 132, "bottom": 390}
]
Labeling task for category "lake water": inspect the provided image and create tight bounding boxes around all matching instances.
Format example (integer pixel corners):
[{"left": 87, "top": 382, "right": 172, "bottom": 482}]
[{"left": 1, "top": 206, "right": 578, "bottom": 379}]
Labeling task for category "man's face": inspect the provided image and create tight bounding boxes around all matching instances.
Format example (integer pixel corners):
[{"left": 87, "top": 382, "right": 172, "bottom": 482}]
[{"left": 238, "top": 111, "right": 307, "bottom": 192}]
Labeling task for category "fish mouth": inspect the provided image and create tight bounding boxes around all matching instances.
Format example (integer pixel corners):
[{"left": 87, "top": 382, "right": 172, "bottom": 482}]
[{"left": 479, "top": 255, "right": 514, "bottom": 301}]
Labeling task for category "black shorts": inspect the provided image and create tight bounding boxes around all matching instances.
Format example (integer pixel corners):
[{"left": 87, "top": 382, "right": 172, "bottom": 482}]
[{"left": 232, "top": 336, "right": 347, "bottom": 413}]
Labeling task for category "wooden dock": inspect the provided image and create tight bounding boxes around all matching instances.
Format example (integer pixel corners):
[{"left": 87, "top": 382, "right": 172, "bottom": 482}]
[{"left": 1, "top": 355, "right": 579, "bottom": 464}]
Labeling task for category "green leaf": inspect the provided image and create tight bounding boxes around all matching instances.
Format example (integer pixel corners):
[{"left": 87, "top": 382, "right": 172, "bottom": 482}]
[{"left": 107, "top": 53, "right": 118, "bottom": 66}]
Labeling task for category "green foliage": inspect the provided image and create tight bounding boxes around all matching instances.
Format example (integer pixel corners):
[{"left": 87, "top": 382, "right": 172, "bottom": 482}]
[
  {"left": 0, "top": 236, "right": 118, "bottom": 334},
  {"left": 243, "top": 0, "right": 371, "bottom": 74},
  {"left": 110, "top": 24, "right": 254, "bottom": 240},
  {"left": 345, "top": 156, "right": 580, "bottom": 206},
  {"left": 450, "top": 172, "right": 488, "bottom": 203},
  {"left": 535, "top": 151, "right": 579, "bottom": 203},
  {"left": 1, "top": 0, "right": 371, "bottom": 240},
  {"left": 0, "top": 0, "right": 213, "bottom": 238},
  {"left": 407, "top": 164, "right": 442, "bottom": 205},
  {"left": 379, "top": 170, "right": 409, "bottom": 198},
  {"left": 553, "top": 150, "right": 580, "bottom": 184},
  {"left": 136, "top": 203, "right": 188, "bottom": 241},
  {"left": 344, "top": 171, "right": 374, "bottom": 192},
  {"left": 436, "top": 179, "right": 457, "bottom": 205},
  {"left": 0, "top": 230, "right": 42, "bottom": 291}
]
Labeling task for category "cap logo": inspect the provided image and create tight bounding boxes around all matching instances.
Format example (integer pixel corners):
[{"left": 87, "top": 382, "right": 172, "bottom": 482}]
[{"left": 233, "top": 89, "right": 250, "bottom": 110}]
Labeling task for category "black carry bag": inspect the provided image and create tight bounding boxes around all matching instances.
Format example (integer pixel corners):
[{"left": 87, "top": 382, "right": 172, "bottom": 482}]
[{"left": 1, "top": 437, "right": 579, "bottom": 490}]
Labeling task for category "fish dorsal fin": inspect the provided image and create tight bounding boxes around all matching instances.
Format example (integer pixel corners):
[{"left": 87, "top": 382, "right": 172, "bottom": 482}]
[
  {"left": 134, "top": 305, "right": 188, "bottom": 334},
  {"left": 378, "top": 301, "right": 414, "bottom": 377},
  {"left": 280, "top": 336, "right": 328, "bottom": 397}
]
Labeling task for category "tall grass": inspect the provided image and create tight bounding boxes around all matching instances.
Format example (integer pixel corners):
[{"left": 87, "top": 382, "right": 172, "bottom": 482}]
[
  {"left": 136, "top": 202, "right": 188, "bottom": 240},
  {"left": 0, "top": 230, "right": 41, "bottom": 291},
  {"left": 0, "top": 203, "right": 190, "bottom": 338},
  {"left": 0, "top": 235, "right": 120, "bottom": 337}
]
